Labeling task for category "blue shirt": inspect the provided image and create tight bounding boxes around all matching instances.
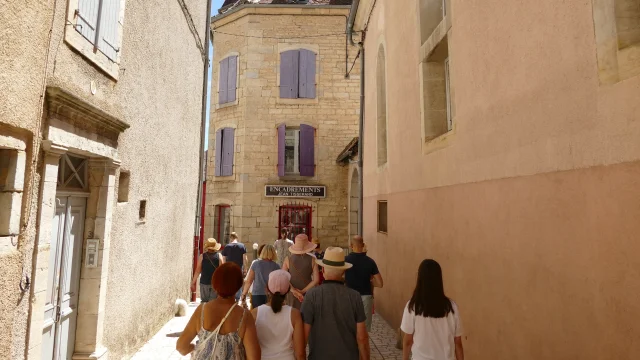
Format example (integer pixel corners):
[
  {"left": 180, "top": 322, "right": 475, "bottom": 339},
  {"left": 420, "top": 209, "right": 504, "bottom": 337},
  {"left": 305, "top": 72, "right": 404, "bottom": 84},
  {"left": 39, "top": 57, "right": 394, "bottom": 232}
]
[
  {"left": 345, "top": 252, "right": 379, "bottom": 296},
  {"left": 249, "top": 260, "right": 280, "bottom": 295},
  {"left": 222, "top": 242, "right": 246, "bottom": 269}
]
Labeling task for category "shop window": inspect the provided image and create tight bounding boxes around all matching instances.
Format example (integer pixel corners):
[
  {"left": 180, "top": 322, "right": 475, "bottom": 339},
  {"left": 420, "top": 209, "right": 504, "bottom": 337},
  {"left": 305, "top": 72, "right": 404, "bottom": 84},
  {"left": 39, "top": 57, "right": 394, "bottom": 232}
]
[
  {"left": 214, "top": 204, "right": 231, "bottom": 245},
  {"left": 377, "top": 201, "right": 388, "bottom": 234},
  {"left": 377, "top": 45, "right": 388, "bottom": 167},
  {"left": 214, "top": 127, "right": 235, "bottom": 177},
  {"left": 277, "top": 124, "right": 315, "bottom": 177},
  {"left": 118, "top": 171, "right": 130, "bottom": 203},
  {"left": 279, "top": 203, "right": 312, "bottom": 239}
]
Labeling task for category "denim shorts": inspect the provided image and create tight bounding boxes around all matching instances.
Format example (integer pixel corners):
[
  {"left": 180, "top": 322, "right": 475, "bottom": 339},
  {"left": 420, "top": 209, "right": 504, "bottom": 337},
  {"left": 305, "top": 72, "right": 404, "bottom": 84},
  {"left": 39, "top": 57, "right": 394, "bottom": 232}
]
[{"left": 200, "top": 284, "right": 217, "bottom": 302}]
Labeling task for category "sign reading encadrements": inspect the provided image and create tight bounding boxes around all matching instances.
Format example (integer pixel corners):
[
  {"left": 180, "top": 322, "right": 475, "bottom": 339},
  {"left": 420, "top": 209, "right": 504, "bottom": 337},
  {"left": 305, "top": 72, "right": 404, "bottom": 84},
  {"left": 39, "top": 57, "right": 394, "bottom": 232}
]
[{"left": 265, "top": 185, "right": 326, "bottom": 198}]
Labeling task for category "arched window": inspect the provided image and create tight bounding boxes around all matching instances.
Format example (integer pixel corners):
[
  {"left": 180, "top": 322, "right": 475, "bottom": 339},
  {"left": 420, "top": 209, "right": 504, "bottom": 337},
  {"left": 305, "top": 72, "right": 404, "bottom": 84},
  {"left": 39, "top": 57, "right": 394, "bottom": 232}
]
[{"left": 376, "top": 45, "right": 388, "bottom": 166}]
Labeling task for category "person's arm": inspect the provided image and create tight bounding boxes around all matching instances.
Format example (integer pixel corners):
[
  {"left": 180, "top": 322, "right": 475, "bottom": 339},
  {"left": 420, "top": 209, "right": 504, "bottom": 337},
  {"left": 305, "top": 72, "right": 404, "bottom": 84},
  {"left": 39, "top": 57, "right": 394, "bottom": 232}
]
[
  {"left": 371, "top": 273, "right": 383, "bottom": 288},
  {"left": 291, "top": 309, "right": 306, "bottom": 360},
  {"left": 176, "top": 304, "right": 202, "bottom": 355},
  {"left": 219, "top": 253, "right": 225, "bottom": 264},
  {"left": 283, "top": 256, "right": 290, "bottom": 272},
  {"left": 402, "top": 332, "right": 414, "bottom": 360},
  {"left": 300, "top": 261, "right": 319, "bottom": 294},
  {"left": 250, "top": 307, "right": 258, "bottom": 319},
  {"left": 356, "top": 322, "right": 370, "bottom": 360},
  {"left": 241, "top": 308, "right": 261, "bottom": 360},
  {"left": 304, "top": 323, "right": 311, "bottom": 345},
  {"left": 243, "top": 253, "right": 249, "bottom": 271},
  {"left": 242, "top": 268, "right": 255, "bottom": 299},
  {"left": 190, "top": 255, "right": 203, "bottom": 292},
  {"left": 454, "top": 336, "right": 464, "bottom": 360}
]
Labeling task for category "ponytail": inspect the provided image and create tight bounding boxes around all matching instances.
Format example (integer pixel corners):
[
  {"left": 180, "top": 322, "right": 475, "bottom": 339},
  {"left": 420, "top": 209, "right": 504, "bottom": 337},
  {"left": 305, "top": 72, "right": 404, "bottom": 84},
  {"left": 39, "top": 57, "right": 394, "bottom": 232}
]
[{"left": 271, "top": 292, "right": 286, "bottom": 313}]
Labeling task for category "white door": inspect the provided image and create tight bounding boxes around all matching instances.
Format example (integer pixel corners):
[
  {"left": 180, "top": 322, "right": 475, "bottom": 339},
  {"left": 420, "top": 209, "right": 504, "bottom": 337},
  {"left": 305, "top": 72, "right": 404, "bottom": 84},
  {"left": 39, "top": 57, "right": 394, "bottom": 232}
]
[{"left": 42, "top": 196, "right": 86, "bottom": 360}]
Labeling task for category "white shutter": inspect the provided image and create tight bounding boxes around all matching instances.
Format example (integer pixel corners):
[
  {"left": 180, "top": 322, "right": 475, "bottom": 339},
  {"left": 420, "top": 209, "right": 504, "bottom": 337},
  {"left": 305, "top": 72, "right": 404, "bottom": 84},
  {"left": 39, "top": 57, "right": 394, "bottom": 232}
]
[
  {"left": 98, "top": 0, "right": 121, "bottom": 61},
  {"left": 76, "top": 0, "right": 100, "bottom": 43}
]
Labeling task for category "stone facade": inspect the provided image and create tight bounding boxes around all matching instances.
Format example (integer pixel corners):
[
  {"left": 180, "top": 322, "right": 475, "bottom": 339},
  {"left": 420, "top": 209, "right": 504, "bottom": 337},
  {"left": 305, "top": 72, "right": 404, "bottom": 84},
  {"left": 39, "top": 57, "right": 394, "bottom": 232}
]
[
  {"left": 205, "top": 4, "right": 360, "bottom": 254},
  {"left": 351, "top": 0, "right": 640, "bottom": 359},
  {"left": 0, "top": 0, "right": 207, "bottom": 359}
]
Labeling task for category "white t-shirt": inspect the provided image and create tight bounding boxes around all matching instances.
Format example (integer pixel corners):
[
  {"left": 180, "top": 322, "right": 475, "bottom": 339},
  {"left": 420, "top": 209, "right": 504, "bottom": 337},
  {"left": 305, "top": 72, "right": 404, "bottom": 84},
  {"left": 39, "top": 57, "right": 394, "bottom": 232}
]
[{"left": 400, "top": 300, "right": 463, "bottom": 360}]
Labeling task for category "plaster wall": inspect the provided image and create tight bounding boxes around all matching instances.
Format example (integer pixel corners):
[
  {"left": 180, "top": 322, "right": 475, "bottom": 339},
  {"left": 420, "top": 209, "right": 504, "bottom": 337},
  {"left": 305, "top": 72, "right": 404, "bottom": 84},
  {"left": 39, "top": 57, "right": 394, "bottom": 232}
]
[{"left": 357, "top": 0, "right": 640, "bottom": 358}]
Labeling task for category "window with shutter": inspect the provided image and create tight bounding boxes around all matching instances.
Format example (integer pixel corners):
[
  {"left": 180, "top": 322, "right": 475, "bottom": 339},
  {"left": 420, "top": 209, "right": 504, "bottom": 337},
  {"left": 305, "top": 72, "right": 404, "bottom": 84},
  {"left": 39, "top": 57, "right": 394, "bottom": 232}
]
[
  {"left": 278, "top": 124, "right": 314, "bottom": 177},
  {"left": 219, "top": 58, "right": 229, "bottom": 105},
  {"left": 277, "top": 124, "right": 286, "bottom": 177},
  {"left": 76, "top": 0, "right": 100, "bottom": 42},
  {"left": 227, "top": 56, "right": 238, "bottom": 103},
  {"left": 221, "top": 128, "right": 235, "bottom": 176},
  {"left": 280, "top": 50, "right": 299, "bottom": 98},
  {"left": 299, "top": 50, "right": 316, "bottom": 99},
  {"left": 299, "top": 124, "right": 315, "bottom": 176},
  {"left": 73, "top": 0, "right": 121, "bottom": 61},
  {"left": 214, "top": 129, "right": 223, "bottom": 177}
]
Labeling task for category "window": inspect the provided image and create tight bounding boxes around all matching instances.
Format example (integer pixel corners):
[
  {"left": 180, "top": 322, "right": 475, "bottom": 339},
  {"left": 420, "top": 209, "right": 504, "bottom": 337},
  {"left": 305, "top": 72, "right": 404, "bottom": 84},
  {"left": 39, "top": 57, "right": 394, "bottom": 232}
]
[
  {"left": 218, "top": 55, "right": 238, "bottom": 105},
  {"left": 280, "top": 49, "right": 317, "bottom": 99},
  {"left": 377, "top": 201, "right": 388, "bottom": 233},
  {"left": 214, "top": 128, "right": 235, "bottom": 177},
  {"left": 376, "top": 46, "right": 388, "bottom": 166},
  {"left": 615, "top": 0, "right": 640, "bottom": 79},
  {"left": 57, "top": 154, "right": 88, "bottom": 191},
  {"left": 418, "top": 0, "right": 447, "bottom": 44},
  {"left": 138, "top": 200, "right": 146, "bottom": 220},
  {"left": 73, "top": 0, "right": 121, "bottom": 61},
  {"left": 279, "top": 204, "right": 312, "bottom": 239},
  {"left": 117, "top": 171, "right": 129, "bottom": 203},
  {"left": 0, "top": 149, "right": 25, "bottom": 238},
  {"left": 277, "top": 124, "right": 315, "bottom": 177},
  {"left": 421, "top": 36, "right": 452, "bottom": 141},
  {"left": 445, "top": 57, "right": 452, "bottom": 131},
  {"left": 214, "top": 205, "right": 231, "bottom": 245}
]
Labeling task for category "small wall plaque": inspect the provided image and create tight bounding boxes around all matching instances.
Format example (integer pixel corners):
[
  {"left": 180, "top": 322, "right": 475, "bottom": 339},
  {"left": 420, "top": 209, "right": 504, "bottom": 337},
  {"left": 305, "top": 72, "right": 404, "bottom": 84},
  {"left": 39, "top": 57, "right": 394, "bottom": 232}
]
[{"left": 85, "top": 239, "right": 99, "bottom": 268}]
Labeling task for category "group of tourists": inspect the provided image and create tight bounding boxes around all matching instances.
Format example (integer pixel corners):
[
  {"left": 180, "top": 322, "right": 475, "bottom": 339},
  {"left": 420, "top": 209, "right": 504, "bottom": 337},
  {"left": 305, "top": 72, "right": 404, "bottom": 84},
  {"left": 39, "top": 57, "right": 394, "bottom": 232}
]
[{"left": 179, "top": 230, "right": 465, "bottom": 360}]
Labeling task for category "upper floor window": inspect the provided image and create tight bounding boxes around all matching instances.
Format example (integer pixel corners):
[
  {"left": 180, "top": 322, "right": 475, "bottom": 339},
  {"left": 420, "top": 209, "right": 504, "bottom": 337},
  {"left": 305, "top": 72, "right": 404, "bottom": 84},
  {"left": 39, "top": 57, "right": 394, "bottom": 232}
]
[
  {"left": 219, "top": 55, "right": 238, "bottom": 105},
  {"left": 214, "top": 128, "right": 235, "bottom": 177},
  {"left": 280, "top": 49, "right": 317, "bottom": 99},
  {"left": 74, "top": 0, "right": 121, "bottom": 61},
  {"left": 376, "top": 45, "right": 388, "bottom": 167},
  {"left": 418, "top": 0, "right": 447, "bottom": 44},
  {"left": 277, "top": 124, "right": 315, "bottom": 176}
]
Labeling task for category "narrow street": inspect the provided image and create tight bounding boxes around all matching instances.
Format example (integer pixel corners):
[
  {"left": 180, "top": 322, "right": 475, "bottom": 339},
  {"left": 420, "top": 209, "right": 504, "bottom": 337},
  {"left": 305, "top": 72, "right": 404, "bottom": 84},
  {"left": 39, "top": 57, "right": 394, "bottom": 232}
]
[{"left": 131, "top": 302, "right": 403, "bottom": 360}]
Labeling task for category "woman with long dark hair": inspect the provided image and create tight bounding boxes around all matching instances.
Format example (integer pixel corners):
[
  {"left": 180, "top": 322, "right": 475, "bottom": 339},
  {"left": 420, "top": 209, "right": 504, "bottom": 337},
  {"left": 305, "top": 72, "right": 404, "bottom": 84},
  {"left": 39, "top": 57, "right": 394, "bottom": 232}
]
[
  {"left": 401, "top": 259, "right": 464, "bottom": 360},
  {"left": 251, "top": 270, "right": 305, "bottom": 360}
]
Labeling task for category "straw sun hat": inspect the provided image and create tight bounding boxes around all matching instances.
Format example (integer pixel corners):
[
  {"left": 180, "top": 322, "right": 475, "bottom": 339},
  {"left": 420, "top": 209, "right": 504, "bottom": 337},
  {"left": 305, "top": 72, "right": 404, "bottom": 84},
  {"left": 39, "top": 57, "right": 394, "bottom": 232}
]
[
  {"left": 289, "top": 234, "right": 317, "bottom": 254},
  {"left": 203, "top": 238, "right": 222, "bottom": 252},
  {"left": 316, "top": 247, "right": 352, "bottom": 270}
]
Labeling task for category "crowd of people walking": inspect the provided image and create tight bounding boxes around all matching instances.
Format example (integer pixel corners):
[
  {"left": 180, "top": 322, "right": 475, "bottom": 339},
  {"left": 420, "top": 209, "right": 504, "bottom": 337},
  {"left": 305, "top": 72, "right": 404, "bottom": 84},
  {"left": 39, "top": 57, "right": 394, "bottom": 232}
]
[{"left": 178, "top": 231, "right": 465, "bottom": 360}]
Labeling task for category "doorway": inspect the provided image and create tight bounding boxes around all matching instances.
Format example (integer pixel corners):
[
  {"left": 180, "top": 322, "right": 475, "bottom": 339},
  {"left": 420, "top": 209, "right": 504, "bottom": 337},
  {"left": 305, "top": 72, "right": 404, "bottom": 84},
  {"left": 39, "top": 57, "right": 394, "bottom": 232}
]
[{"left": 41, "top": 195, "right": 86, "bottom": 360}]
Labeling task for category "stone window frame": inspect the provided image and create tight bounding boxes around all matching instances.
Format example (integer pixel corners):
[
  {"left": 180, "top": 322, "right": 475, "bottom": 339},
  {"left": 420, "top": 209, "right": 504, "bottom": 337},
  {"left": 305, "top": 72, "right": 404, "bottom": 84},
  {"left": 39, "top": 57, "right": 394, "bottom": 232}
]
[
  {"left": 416, "top": 0, "right": 456, "bottom": 155},
  {"left": 376, "top": 41, "right": 389, "bottom": 169},
  {"left": 211, "top": 123, "right": 238, "bottom": 182},
  {"left": 0, "top": 134, "right": 27, "bottom": 254},
  {"left": 64, "top": 0, "right": 127, "bottom": 80},
  {"left": 591, "top": 0, "right": 640, "bottom": 84},
  {"left": 216, "top": 51, "right": 241, "bottom": 110},
  {"left": 276, "top": 43, "right": 321, "bottom": 105},
  {"left": 275, "top": 120, "right": 319, "bottom": 181}
]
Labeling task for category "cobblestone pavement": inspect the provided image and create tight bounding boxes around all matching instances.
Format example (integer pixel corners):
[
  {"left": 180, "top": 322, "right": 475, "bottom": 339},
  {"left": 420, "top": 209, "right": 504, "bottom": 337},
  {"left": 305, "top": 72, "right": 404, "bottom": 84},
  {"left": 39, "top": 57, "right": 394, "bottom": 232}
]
[{"left": 131, "top": 302, "right": 403, "bottom": 359}]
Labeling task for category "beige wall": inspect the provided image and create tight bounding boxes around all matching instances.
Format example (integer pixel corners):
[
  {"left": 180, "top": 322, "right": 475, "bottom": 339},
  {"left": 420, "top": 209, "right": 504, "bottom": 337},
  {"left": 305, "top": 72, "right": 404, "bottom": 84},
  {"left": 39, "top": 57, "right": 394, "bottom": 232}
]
[
  {"left": 356, "top": 0, "right": 640, "bottom": 358},
  {"left": 205, "top": 6, "right": 360, "bottom": 250},
  {"left": 1, "top": 0, "right": 207, "bottom": 358}
]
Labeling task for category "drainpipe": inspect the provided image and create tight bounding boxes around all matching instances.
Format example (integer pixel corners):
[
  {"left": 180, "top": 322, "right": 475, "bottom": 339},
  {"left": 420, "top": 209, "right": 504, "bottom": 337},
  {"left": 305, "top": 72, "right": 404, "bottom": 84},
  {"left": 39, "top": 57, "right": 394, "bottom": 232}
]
[
  {"left": 347, "top": 0, "right": 364, "bottom": 238},
  {"left": 193, "top": 0, "right": 213, "bottom": 301}
]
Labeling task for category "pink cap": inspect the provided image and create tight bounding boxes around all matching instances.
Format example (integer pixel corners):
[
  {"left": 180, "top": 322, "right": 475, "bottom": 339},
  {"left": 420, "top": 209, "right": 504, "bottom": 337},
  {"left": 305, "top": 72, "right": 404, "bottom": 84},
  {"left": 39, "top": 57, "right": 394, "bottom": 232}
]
[{"left": 268, "top": 270, "right": 291, "bottom": 295}]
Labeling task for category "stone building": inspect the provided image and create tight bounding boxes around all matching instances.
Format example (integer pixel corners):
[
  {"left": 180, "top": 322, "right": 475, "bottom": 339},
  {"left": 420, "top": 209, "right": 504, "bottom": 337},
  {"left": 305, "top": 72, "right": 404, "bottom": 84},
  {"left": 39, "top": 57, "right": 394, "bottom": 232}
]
[
  {"left": 1, "top": 0, "right": 207, "bottom": 359},
  {"left": 205, "top": 0, "right": 360, "bottom": 253},
  {"left": 349, "top": 0, "right": 640, "bottom": 359}
]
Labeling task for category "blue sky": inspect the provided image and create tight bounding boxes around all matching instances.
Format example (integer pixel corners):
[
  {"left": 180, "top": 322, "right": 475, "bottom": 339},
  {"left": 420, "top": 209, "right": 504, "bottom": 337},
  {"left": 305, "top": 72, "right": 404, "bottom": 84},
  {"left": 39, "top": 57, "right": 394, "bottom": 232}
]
[{"left": 204, "top": 0, "right": 226, "bottom": 149}]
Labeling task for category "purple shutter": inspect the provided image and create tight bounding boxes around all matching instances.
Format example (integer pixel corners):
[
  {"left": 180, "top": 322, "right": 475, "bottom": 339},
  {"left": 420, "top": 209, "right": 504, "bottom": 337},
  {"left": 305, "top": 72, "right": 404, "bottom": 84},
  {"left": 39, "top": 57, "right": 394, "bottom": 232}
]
[
  {"left": 277, "top": 124, "right": 286, "bottom": 176},
  {"left": 299, "top": 124, "right": 315, "bottom": 177},
  {"left": 227, "top": 56, "right": 237, "bottom": 103},
  {"left": 299, "top": 50, "right": 316, "bottom": 99},
  {"left": 214, "top": 129, "right": 223, "bottom": 176},
  {"left": 222, "top": 128, "right": 235, "bottom": 176},
  {"left": 280, "top": 50, "right": 299, "bottom": 98},
  {"left": 219, "top": 58, "right": 229, "bottom": 104}
]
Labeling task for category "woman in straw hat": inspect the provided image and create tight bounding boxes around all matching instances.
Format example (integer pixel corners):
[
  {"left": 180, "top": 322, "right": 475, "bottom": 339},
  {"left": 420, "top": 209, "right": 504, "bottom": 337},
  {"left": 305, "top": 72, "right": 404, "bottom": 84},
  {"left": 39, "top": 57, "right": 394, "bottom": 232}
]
[
  {"left": 251, "top": 270, "right": 305, "bottom": 360},
  {"left": 191, "top": 238, "right": 225, "bottom": 303},
  {"left": 241, "top": 245, "right": 280, "bottom": 309},
  {"left": 282, "top": 234, "right": 319, "bottom": 309}
]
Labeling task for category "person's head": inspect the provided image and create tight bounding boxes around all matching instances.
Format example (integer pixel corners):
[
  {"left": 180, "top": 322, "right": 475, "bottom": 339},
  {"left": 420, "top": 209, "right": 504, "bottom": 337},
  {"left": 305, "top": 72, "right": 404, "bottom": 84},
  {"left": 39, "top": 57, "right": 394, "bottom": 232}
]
[
  {"left": 351, "top": 236, "right": 365, "bottom": 252},
  {"left": 408, "top": 259, "right": 453, "bottom": 318},
  {"left": 267, "top": 270, "right": 291, "bottom": 313},
  {"left": 317, "top": 247, "right": 352, "bottom": 280},
  {"left": 259, "top": 244, "right": 277, "bottom": 261},
  {"left": 257, "top": 244, "right": 266, "bottom": 258},
  {"left": 204, "top": 238, "right": 222, "bottom": 253},
  {"left": 280, "top": 228, "right": 287, "bottom": 239},
  {"left": 211, "top": 262, "right": 243, "bottom": 299},
  {"left": 230, "top": 232, "right": 238, "bottom": 242}
]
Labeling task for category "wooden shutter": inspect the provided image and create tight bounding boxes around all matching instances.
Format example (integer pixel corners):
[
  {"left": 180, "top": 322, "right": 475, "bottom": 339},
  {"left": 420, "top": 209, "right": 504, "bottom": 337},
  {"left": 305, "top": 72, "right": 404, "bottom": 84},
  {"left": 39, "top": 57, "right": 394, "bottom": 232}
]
[
  {"left": 299, "top": 124, "right": 315, "bottom": 177},
  {"left": 221, "top": 128, "right": 235, "bottom": 176},
  {"left": 98, "top": 0, "right": 121, "bottom": 61},
  {"left": 76, "top": 0, "right": 100, "bottom": 43},
  {"left": 299, "top": 50, "right": 317, "bottom": 99},
  {"left": 227, "top": 56, "right": 238, "bottom": 103},
  {"left": 219, "top": 58, "right": 229, "bottom": 104},
  {"left": 280, "top": 50, "right": 299, "bottom": 98},
  {"left": 214, "top": 129, "right": 223, "bottom": 176},
  {"left": 277, "top": 124, "right": 286, "bottom": 176}
]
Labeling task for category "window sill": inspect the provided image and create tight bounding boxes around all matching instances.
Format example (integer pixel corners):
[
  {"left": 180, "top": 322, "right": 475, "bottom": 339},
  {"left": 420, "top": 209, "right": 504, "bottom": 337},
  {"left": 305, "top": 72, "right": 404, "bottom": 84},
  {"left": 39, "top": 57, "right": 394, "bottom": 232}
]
[
  {"left": 422, "top": 125, "right": 456, "bottom": 156},
  {"left": 216, "top": 100, "right": 239, "bottom": 110},
  {"left": 65, "top": 30, "right": 120, "bottom": 81},
  {"left": 377, "top": 231, "right": 388, "bottom": 235},
  {"left": 276, "top": 97, "right": 319, "bottom": 105},
  {"left": 212, "top": 174, "right": 237, "bottom": 181}
]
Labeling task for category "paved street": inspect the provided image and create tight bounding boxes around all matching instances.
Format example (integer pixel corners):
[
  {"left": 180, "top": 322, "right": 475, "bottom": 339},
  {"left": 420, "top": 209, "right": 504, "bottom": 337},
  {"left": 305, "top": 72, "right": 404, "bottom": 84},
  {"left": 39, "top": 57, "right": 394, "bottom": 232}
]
[{"left": 131, "top": 302, "right": 403, "bottom": 360}]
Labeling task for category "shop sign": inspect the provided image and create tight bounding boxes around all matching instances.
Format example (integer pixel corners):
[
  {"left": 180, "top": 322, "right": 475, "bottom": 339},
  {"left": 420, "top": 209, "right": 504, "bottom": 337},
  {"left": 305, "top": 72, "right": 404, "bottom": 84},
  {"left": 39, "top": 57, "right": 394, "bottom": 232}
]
[{"left": 265, "top": 185, "right": 326, "bottom": 198}]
